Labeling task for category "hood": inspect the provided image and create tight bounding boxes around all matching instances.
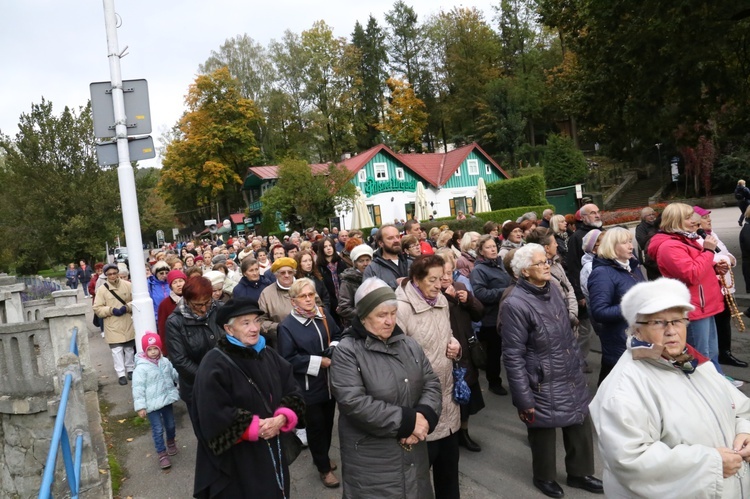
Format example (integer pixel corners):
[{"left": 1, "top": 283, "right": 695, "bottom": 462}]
[
  {"left": 340, "top": 267, "right": 363, "bottom": 284},
  {"left": 581, "top": 253, "right": 594, "bottom": 265}
]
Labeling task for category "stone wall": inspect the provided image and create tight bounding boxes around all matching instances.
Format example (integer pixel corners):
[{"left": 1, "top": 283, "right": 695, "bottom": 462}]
[{"left": 0, "top": 278, "right": 107, "bottom": 498}]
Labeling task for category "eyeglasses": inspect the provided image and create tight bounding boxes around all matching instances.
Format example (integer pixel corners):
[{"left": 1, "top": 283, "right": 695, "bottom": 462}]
[
  {"left": 294, "top": 292, "right": 316, "bottom": 300},
  {"left": 105, "top": 272, "right": 118, "bottom": 277},
  {"left": 529, "top": 261, "right": 550, "bottom": 268},
  {"left": 189, "top": 299, "right": 212, "bottom": 310},
  {"left": 157, "top": 270, "right": 169, "bottom": 275},
  {"left": 277, "top": 270, "right": 295, "bottom": 276},
  {"left": 635, "top": 318, "right": 689, "bottom": 330}
]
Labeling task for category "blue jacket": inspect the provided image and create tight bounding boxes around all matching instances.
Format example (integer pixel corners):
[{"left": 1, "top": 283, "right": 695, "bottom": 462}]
[
  {"left": 587, "top": 256, "right": 645, "bottom": 366},
  {"left": 277, "top": 307, "right": 341, "bottom": 405},
  {"left": 470, "top": 257, "right": 512, "bottom": 328},
  {"left": 132, "top": 354, "right": 180, "bottom": 413},
  {"left": 232, "top": 275, "right": 272, "bottom": 304},
  {"left": 147, "top": 276, "right": 170, "bottom": 321}
]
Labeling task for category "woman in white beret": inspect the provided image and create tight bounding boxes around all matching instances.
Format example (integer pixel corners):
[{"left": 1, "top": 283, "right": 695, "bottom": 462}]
[{"left": 590, "top": 278, "right": 750, "bottom": 498}]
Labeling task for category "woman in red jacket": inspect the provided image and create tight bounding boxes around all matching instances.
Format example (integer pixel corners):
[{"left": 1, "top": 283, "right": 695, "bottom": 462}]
[{"left": 647, "top": 202, "right": 727, "bottom": 371}]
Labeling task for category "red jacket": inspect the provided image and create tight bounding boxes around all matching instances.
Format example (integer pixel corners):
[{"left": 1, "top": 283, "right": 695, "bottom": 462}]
[{"left": 647, "top": 232, "right": 725, "bottom": 320}]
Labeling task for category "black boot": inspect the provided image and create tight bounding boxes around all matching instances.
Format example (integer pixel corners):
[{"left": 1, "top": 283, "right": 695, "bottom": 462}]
[
  {"left": 719, "top": 351, "right": 749, "bottom": 368},
  {"left": 458, "top": 429, "right": 481, "bottom": 452}
]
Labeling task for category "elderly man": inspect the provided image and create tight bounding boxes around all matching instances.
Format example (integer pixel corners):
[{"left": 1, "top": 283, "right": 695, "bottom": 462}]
[
  {"left": 403, "top": 219, "right": 434, "bottom": 255},
  {"left": 636, "top": 207, "right": 660, "bottom": 281},
  {"left": 93, "top": 263, "right": 135, "bottom": 385},
  {"left": 335, "top": 229, "right": 349, "bottom": 253},
  {"left": 362, "top": 224, "right": 411, "bottom": 289},
  {"left": 538, "top": 208, "right": 554, "bottom": 228},
  {"left": 257, "top": 257, "right": 297, "bottom": 346}
]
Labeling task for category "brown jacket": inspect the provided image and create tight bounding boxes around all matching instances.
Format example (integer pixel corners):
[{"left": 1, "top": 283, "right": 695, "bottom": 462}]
[
  {"left": 396, "top": 282, "right": 460, "bottom": 441},
  {"left": 93, "top": 278, "right": 135, "bottom": 344},
  {"left": 257, "top": 282, "right": 292, "bottom": 345}
]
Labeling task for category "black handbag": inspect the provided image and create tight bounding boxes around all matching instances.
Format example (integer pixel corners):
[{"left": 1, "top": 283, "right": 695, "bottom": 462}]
[
  {"left": 215, "top": 349, "right": 303, "bottom": 465},
  {"left": 467, "top": 332, "right": 487, "bottom": 371}
]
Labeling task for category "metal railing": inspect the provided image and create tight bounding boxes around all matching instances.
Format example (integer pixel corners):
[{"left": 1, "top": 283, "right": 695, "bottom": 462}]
[{"left": 38, "top": 327, "right": 83, "bottom": 499}]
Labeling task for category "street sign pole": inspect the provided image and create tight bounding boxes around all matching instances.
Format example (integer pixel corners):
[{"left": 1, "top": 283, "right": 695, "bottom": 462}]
[{"left": 102, "top": 0, "right": 156, "bottom": 349}]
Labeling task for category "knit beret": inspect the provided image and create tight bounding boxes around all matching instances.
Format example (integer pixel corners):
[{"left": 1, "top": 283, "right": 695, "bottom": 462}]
[
  {"left": 350, "top": 244, "right": 374, "bottom": 263},
  {"left": 271, "top": 257, "right": 297, "bottom": 273},
  {"left": 356, "top": 286, "right": 397, "bottom": 319},
  {"left": 167, "top": 269, "right": 187, "bottom": 287},
  {"left": 620, "top": 278, "right": 694, "bottom": 327},
  {"left": 102, "top": 263, "right": 118, "bottom": 275},
  {"left": 203, "top": 270, "right": 226, "bottom": 288},
  {"left": 581, "top": 229, "right": 603, "bottom": 254}
]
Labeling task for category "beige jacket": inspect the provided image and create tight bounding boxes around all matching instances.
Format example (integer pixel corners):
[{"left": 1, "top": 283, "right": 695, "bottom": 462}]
[
  {"left": 257, "top": 282, "right": 292, "bottom": 344},
  {"left": 93, "top": 278, "right": 135, "bottom": 344},
  {"left": 396, "top": 282, "right": 460, "bottom": 441}
]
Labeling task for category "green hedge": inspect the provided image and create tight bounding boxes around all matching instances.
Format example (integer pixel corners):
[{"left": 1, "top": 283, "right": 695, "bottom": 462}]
[
  {"left": 486, "top": 174, "right": 546, "bottom": 209},
  {"left": 419, "top": 204, "right": 554, "bottom": 233}
]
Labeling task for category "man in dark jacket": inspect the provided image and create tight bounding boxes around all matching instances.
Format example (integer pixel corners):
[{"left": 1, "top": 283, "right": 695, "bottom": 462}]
[
  {"left": 635, "top": 207, "right": 657, "bottom": 262},
  {"left": 735, "top": 180, "right": 750, "bottom": 226},
  {"left": 362, "top": 225, "right": 411, "bottom": 289}
]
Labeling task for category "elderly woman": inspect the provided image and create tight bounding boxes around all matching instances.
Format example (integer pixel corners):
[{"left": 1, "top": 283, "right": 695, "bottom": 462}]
[
  {"left": 500, "top": 222, "right": 524, "bottom": 259},
  {"left": 647, "top": 203, "right": 725, "bottom": 370},
  {"left": 397, "top": 255, "right": 462, "bottom": 498},
  {"left": 470, "top": 234, "right": 512, "bottom": 395},
  {"left": 233, "top": 257, "right": 272, "bottom": 304},
  {"left": 192, "top": 299, "right": 305, "bottom": 498},
  {"left": 165, "top": 276, "right": 223, "bottom": 408},
  {"left": 337, "top": 244, "right": 373, "bottom": 328},
  {"left": 156, "top": 269, "right": 187, "bottom": 355},
  {"left": 258, "top": 257, "right": 297, "bottom": 346},
  {"left": 277, "top": 279, "right": 342, "bottom": 489},
  {"left": 330, "top": 277, "right": 442, "bottom": 498},
  {"left": 204, "top": 270, "right": 231, "bottom": 304},
  {"left": 590, "top": 278, "right": 750, "bottom": 498},
  {"left": 456, "top": 231, "right": 480, "bottom": 278},
  {"left": 500, "top": 244, "right": 601, "bottom": 498},
  {"left": 440, "top": 256, "right": 485, "bottom": 452},
  {"left": 588, "top": 227, "right": 645, "bottom": 384},
  {"left": 549, "top": 214, "right": 569, "bottom": 266}
]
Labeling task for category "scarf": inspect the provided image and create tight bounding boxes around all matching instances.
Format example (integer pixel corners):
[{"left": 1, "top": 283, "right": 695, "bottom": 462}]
[
  {"left": 675, "top": 230, "right": 700, "bottom": 240},
  {"left": 169, "top": 291, "right": 181, "bottom": 303},
  {"left": 179, "top": 298, "right": 215, "bottom": 321},
  {"left": 138, "top": 351, "right": 160, "bottom": 366},
  {"left": 614, "top": 259, "right": 631, "bottom": 272},
  {"left": 630, "top": 336, "right": 697, "bottom": 373},
  {"left": 411, "top": 281, "right": 438, "bottom": 307},
  {"left": 327, "top": 262, "right": 341, "bottom": 296},
  {"left": 293, "top": 303, "right": 318, "bottom": 320},
  {"left": 226, "top": 332, "right": 266, "bottom": 353}
]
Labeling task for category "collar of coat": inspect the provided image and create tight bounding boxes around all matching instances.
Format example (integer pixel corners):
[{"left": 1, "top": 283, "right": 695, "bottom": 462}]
[
  {"left": 396, "top": 280, "right": 448, "bottom": 313},
  {"left": 348, "top": 315, "right": 405, "bottom": 346},
  {"left": 628, "top": 336, "right": 708, "bottom": 373},
  {"left": 216, "top": 336, "right": 261, "bottom": 359}
]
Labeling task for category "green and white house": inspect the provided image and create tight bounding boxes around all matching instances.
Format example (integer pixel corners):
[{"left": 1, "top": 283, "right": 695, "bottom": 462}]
[{"left": 242, "top": 142, "right": 509, "bottom": 231}]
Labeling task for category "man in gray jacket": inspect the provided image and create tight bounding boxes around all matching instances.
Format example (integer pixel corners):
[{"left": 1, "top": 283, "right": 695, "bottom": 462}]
[{"left": 362, "top": 225, "right": 411, "bottom": 289}]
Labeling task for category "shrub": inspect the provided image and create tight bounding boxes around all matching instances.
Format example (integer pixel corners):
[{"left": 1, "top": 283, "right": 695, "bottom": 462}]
[
  {"left": 420, "top": 204, "right": 554, "bottom": 234},
  {"left": 543, "top": 134, "right": 587, "bottom": 189},
  {"left": 486, "top": 174, "right": 546, "bottom": 210}
]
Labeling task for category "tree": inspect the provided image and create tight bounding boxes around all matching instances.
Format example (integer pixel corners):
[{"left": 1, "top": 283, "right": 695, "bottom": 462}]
[
  {"left": 378, "top": 78, "right": 428, "bottom": 152},
  {"left": 0, "top": 100, "right": 121, "bottom": 272},
  {"left": 135, "top": 168, "right": 179, "bottom": 245},
  {"left": 159, "top": 68, "right": 261, "bottom": 226},
  {"left": 542, "top": 133, "right": 587, "bottom": 189},
  {"left": 351, "top": 16, "right": 389, "bottom": 149},
  {"left": 260, "top": 159, "right": 358, "bottom": 231}
]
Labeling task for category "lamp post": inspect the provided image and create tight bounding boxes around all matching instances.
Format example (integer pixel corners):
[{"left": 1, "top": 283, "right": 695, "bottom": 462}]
[{"left": 655, "top": 143, "right": 663, "bottom": 183}]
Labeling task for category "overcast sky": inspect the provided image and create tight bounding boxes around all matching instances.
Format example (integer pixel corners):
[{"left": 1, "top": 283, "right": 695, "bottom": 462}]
[{"left": 1, "top": 1, "right": 497, "bottom": 167}]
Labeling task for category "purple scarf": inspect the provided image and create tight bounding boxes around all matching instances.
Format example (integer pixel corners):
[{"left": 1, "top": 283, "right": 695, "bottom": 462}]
[{"left": 411, "top": 281, "right": 438, "bottom": 307}]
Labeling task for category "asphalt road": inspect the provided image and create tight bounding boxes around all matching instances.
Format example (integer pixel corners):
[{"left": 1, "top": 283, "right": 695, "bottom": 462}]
[{"left": 89, "top": 206, "right": 750, "bottom": 498}]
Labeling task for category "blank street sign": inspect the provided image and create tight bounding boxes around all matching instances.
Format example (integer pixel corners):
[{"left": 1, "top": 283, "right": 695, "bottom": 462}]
[
  {"left": 95, "top": 136, "right": 155, "bottom": 166},
  {"left": 90, "top": 79, "right": 152, "bottom": 138}
]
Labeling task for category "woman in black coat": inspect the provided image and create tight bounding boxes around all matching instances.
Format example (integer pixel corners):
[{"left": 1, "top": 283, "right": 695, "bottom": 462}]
[
  {"left": 294, "top": 249, "right": 331, "bottom": 309},
  {"left": 440, "top": 257, "right": 485, "bottom": 452},
  {"left": 192, "top": 298, "right": 305, "bottom": 498},
  {"left": 164, "top": 276, "right": 224, "bottom": 408},
  {"left": 277, "top": 278, "right": 342, "bottom": 488},
  {"left": 500, "top": 244, "right": 601, "bottom": 498},
  {"left": 317, "top": 237, "right": 347, "bottom": 327}
]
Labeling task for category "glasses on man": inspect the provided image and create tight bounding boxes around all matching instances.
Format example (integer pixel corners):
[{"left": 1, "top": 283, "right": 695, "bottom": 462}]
[
  {"left": 105, "top": 272, "right": 118, "bottom": 277},
  {"left": 635, "top": 318, "right": 689, "bottom": 331}
]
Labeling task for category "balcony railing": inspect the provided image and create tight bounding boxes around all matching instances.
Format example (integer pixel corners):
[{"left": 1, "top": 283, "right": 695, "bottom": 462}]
[{"left": 248, "top": 200, "right": 262, "bottom": 212}]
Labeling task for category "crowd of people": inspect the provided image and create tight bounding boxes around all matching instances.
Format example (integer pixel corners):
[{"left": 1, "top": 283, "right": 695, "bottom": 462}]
[{"left": 86, "top": 198, "right": 750, "bottom": 498}]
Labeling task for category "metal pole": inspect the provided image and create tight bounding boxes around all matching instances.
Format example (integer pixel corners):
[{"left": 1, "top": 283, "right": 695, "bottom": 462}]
[{"left": 102, "top": 0, "right": 155, "bottom": 350}]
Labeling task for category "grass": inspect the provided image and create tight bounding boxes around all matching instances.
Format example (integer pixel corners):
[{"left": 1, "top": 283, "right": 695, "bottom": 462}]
[
  {"left": 38, "top": 268, "right": 67, "bottom": 279},
  {"left": 99, "top": 396, "right": 150, "bottom": 496}
]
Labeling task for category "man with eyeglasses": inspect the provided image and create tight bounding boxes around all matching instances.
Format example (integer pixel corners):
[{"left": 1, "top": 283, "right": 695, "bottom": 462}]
[
  {"left": 258, "top": 257, "right": 298, "bottom": 347},
  {"left": 93, "top": 263, "right": 135, "bottom": 385}
]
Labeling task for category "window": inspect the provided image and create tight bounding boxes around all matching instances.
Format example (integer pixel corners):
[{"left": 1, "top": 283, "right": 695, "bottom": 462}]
[
  {"left": 395, "top": 167, "right": 405, "bottom": 180},
  {"left": 467, "top": 159, "right": 479, "bottom": 175},
  {"left": 454, "top": 167, "right": 461, "bottom": 177},
  {"left": 374, "top": 162, "right": 388, "bottom": 181},
  {"left": 485, "top": 164, "right": 492, "bottom": 175},
  {"left": 358, "top": 169, "right": 367, "bottom": 183}
]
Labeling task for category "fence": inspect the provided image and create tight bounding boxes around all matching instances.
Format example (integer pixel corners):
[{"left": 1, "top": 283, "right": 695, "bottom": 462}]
[{"left": 38, "top": 327, "right": 84, "bottom": 499}]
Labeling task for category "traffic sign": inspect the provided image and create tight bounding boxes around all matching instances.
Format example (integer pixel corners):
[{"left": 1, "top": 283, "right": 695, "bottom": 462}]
[
  {"left": 90, "top": 79, "right": 152, "bottom": 138},
  {"left": 95, "top": 136, "right": 155, "bottom": 166}
]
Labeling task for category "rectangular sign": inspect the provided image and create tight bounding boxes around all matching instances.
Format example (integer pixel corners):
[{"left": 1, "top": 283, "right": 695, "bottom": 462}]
[
  {"left": 95, "top": 136, "right": 155, "bottom": 166},
  {"left": 90, "top": 79, "right": 152, "bottom": 138}
]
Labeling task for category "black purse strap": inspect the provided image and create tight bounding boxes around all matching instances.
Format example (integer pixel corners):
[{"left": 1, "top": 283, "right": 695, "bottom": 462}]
[
  {"left": 215, "top": 348, "right": 274, "bottom": 416},
  {"left": 104, "top": 283, "right": 128, "bottom": 307}
]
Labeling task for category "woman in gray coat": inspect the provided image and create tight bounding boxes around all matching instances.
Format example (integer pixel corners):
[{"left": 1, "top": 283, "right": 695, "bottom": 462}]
[
  {"left": 330, "top": 277, "right": 442, "bottom": 499},
  {"left": 500, "top": 244, "right": 602, "bottom": 498}
]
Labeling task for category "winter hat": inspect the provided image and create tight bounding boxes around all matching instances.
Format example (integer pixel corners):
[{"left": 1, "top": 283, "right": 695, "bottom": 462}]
[
  {"left": 350, "top": 244, "right": 374, "bottom": 263},
  {"left": 152, "top": 260, "right": 170, "bottom": 273},
  {"left": 194, "top": 255, "right": 204, "bottom": 262},
  {"left": 501, "top": 222, "right": 521, "bottom": 240},
  {"left": 212, "top": 254, "right": 228, "bottom": 265},
  {"left": 167, "top": 269, "right": 187, "bottom": 287},
  {"left": 102, "top": 263, "right": 118, "bottom": 275},
  {"left": 582, "top": 229, "right": 603, "bottom": 254},
  {"left": 271, "top": 257, "right": 297, "bottom": 273},
  {"left": 620, "top": 278, "right": 694, "bottom": 327},
  {"left": 141, "top": 331, "right": 162, "bottom": 353},
  {"left": 693, "top": 206, "right": 711, "bottom": 217},
  {"left": 204, "top": 270, "right": 226, "bottom": 288},
  {"left": 117, "top": 263, "right": 129, "bottom": 277},
  {"left": 356, "top": 285, "right": 397, "bottom": 319},
  {"left": 237, "top": 248, "right": 254, "bottom": 262}
]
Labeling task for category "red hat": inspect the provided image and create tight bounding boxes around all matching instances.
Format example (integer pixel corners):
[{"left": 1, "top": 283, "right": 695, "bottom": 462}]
[
  {"left": 575, "top": 209, "right": 582, "bottom": 221},
  {"left": 167, "top": 269, "right": 187, "bottom": 287},
  {"left": 195, "top": 255, "right": 204, "bottom": 262},
  {"left": 141, "top": 331, "right": 162, "bottom": 353},
  {"left": 693, "top": 205, "right": 711, "bottom": 217}
]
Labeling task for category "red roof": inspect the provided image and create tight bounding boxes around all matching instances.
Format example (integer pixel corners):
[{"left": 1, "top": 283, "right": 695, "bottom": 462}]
[
  {"left": 244, "top": 142, "right": 509, "bottom": 188},
  {"left": 229, "top": 213, "right": 245, "bottom": 224}
]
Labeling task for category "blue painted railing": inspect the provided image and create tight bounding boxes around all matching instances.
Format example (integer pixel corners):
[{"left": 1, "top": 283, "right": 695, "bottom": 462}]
[{"left": 38, "top": 327, "right": 83, "bottom": 499}]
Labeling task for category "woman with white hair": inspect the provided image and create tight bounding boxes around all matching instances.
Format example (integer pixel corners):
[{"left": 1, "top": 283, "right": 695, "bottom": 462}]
[
  {"left": 500, "top": 244, "right": 601, "bottom": 498},
  {"left": 590, "top": 278, "right": 750, "bottom": 498},
  {"left": 456, "top": 231, "right": 481, "bottom": 278}
]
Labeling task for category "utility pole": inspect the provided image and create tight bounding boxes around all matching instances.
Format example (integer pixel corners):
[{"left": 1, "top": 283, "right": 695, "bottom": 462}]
[{"left": 100, "top": 0, "right": 156, "bottom": 349}]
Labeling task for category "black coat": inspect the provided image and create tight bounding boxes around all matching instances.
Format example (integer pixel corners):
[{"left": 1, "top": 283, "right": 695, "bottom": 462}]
[
  {"left": 232, "top": 275, "right": 272, "bottom": 304},
  {"left": 362, "top": 250, "right": 411, "bottom": 289},
  {"left": 500, "top": 278, "right": 590, "bottom": 429},
  {"left": 442, "top": 282, "right": 484, "bottom": 385},
  {"left": 277, "top": 308, "right": 341, "bottom": 405},
  {"left": 164, "top": 301, "right": 223, "bottom": 405},
  {"left": 318, "top": 260, "right": 348, "bottom": 325},
  {"left": 192, "top": 338, "right": 305, "bottom": 499},
  {"left": 470, "top": 257, "right": 512, "bottom": 328},
  {"left": 566, "top": 223, "right": 598, "bottom": 300}
]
